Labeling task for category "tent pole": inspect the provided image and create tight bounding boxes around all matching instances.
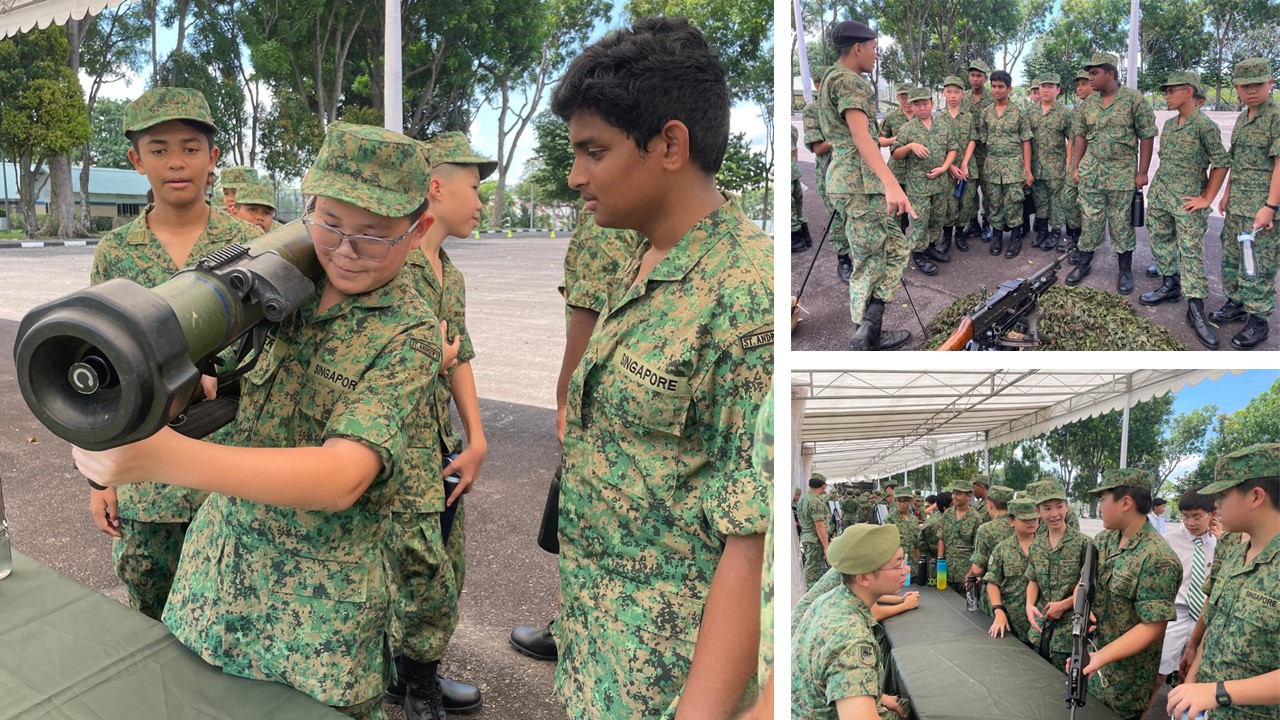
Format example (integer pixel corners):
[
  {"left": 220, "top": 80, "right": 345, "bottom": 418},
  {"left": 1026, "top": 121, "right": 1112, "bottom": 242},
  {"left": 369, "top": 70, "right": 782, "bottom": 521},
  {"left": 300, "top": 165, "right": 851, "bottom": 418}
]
[
  {"left": 931, "top": 463, "right": 936, "bottom": 494},
  {"left": 1120, "top": 401, "right": 1131, "bottom": 468},
  {"left": 384, "top": 0, "right": 403, "bottom": 132}
]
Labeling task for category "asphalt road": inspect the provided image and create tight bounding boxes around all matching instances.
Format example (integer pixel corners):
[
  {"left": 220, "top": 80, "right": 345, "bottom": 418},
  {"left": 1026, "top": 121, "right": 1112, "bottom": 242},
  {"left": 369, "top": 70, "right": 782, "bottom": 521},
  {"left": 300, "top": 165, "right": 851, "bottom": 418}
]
[
  {"left": 790, "top": 110, "right": 1280, "bottom": 351},
  {"left": 0, "top": 235, "right": 568, "bottom": 719}
]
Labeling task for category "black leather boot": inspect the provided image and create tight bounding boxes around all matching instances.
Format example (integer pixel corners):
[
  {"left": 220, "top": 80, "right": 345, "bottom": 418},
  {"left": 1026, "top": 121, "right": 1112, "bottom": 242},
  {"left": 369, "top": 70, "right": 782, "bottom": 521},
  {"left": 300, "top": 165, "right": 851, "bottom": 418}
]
[
  {"left": 1209, "top": 299, "right": 1248, "bottom": 324},
  {"left": 1065, "top": 251, "right": 1093, "bottom": 285},
  {"left": 1186, "top": 298, "right": 1219, "bottom": 350},
  {"left": 1045, "top": 227, "right": 1062, "bottom": 252},
  {"left": 926, "top": 241, "right": 951, "bottom": 263},
  {"left": 401, "top": 658, "right": 448, "bottom": 720},
  {"left": 953, "top": 226, "right": 970, "bottom": 252},
  {"left": 850, "top": 298, "right": 911, "bottom": 351},
  {"left": 912, "top": 251, "right": 938, "bottom": 275},
  {"left": 510, "top": 622, "right": 557, "bottom": 661},
  {"left": 440, "top": 677, "right": 482, "bottom": 713},
  {"left": 989, "top": 230, "right": 1004, "bottom": 256},
  {"left": 1005, "top": 229, "right": 1023, "bottom": 258},
  {"left": 836, "top": 254, "right": 853, "bottom": 285},
  {"left": 1146, "top": 264, "right": 1158, "bottom": 278},
  {"left": 791, "top": 223, "right": 811, "bottom": 252},
  {"left": 1117, "top": 251, "right": 1134, "bottom": 295},
  {"left": 938, "top": 226, "right": 954, "bottom": 255},
  {"left": 1231, "top": 314, "right": 1270, "bottom": 350},
  {"left": 963, "top": 218, "right": 982, "bottom": 238},
  {"left": 1139, "top": 275, "right": 1181, "bottom": 305}
]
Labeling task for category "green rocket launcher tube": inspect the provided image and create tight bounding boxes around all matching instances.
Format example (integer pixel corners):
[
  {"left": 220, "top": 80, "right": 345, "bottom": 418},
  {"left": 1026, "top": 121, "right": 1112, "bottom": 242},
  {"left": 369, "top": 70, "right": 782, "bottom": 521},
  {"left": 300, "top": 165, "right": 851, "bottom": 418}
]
[{"left": 13, "top": 220, "right": 319, "bottom": 450}]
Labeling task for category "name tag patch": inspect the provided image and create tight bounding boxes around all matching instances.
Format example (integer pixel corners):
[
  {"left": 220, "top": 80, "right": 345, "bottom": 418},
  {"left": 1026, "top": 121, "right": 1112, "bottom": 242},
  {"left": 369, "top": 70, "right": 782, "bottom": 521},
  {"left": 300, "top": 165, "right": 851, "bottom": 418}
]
[
  {"left": 311, "top": 361, "right": 358, "bottom": 390},
  {"left": 740, "top": 330, "right": 774, "bottom": 350},
  {"left": 617, "top": 351, "right": 690, "bottom": 396},
  {"left": 409, "top": 337, "right": 442, "bottom": 363},
  {"left": 1244, "top": 589, "right": 1277, "bottom": 610}
]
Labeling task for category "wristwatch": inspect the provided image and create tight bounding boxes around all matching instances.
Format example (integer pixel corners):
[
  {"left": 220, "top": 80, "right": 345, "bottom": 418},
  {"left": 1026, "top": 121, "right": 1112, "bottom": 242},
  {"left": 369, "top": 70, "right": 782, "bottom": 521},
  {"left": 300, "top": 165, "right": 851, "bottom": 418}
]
[
  {"left": 1265, "top": 201, "right": 1279, "bottom": 211},
  {"left": 1216, "top": 681, "right": 1232, "bottom": 707}
]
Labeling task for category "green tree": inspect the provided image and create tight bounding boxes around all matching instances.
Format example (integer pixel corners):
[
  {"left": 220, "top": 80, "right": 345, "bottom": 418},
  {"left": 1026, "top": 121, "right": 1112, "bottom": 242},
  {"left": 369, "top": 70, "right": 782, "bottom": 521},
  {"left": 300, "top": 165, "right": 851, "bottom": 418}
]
[
  {"left": 258, "top": 87, "right": 323, "bottom": 184},
  {"left": 1146, "top": 406, "right": 1216, "bottom": 496},
  {"left": 717, "top": 133, "right": 768, "bottom": 199},
  {"left": 90, "top": 99, "right": 135, "bottom": 170},
  {"left": 1182, "top": 379, "right": 1280, "bottom": 491},
  {"left": 527, "top": 111, "right": 578, "bottom": 205},
  {"left": 1205, "top": 0, "right": 1273, "bottom": 107}
]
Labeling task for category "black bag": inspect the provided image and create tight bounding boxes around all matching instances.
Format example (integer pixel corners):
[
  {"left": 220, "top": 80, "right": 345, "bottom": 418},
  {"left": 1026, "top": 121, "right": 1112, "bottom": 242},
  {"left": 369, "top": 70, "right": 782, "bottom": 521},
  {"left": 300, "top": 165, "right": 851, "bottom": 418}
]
[
  {"left": 441, "top": 453, "right": 461, "bottom": 543},
  {"left": 537, "top": 466, "right": 562, "bottom": 554}
]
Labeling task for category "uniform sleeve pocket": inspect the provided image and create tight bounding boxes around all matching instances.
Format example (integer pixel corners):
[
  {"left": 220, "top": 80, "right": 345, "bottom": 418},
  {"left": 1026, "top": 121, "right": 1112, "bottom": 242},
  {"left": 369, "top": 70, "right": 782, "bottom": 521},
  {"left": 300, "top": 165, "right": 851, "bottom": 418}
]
[{"left": 273, "top": 554, "right": 369, "bottom": 603}]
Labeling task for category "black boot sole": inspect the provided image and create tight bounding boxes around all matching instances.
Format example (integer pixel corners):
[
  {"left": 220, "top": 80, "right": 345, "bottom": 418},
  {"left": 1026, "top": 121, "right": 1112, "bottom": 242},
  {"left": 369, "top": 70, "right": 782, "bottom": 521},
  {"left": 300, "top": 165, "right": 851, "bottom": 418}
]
[
  {"left": 509, "top": 637, "right": 558, "bottom": 662},
  {"left": 1139, "top": 292, "right": 1182, "bottom": 306}
]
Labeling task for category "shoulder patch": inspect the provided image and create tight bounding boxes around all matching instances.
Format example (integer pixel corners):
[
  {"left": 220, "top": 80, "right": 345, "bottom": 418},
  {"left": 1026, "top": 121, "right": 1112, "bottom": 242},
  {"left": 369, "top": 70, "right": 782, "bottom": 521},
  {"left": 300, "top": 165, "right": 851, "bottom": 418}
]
[
  {"left": 804, "top": 115, "right": 816, "bottom": 128},
  {"left": 409, "top": 336, "right": 442, "bottom": 363},
  {"left": 857, "top": 643, "right": 876, "bottom": 666},
  {"left": 740, "top": 330, "right": 774, "bottom": 350}
]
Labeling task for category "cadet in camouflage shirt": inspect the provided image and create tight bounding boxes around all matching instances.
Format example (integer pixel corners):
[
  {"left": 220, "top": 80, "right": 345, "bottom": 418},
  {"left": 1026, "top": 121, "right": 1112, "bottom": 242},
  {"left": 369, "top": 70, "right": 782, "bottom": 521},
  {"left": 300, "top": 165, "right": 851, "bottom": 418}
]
[
  {"left": 893, "top": 87, "right": 958, "bottom": 275},
  {"left": 1024, "top": 481, "right": 1093, "bottom": 669},
  {"left": 1086, "top": 469, "right": 1181, "bottom": 720},
  {"left": 985, "top": 498, "right": 1040, "bottom": 643},
  {"left": 802, "top": 71, "right": 836, "bottom": 248},
  {"left": 887, "top": 493, "right": 921, "bottom": 566},
  {"left": 967, "top": 485, "right": 1014, "bottom": 613},
  {"left": 1028, "top": 75, "right": 1073, "bottom": 249},
  {"left": 938, "top": 481, "right": 983, "bottom": 587},
  {"left": 979, "top": 71, "right": 1034, "bottom": 256},
  {"left": 799, "top": 477, "right": 833, "bottom": 587},
  {"left": 90, "top": 86, "right": 261, "bottom": 622},
  {"left": 937, "top": 76, "right": 980, "bottom": 250}
]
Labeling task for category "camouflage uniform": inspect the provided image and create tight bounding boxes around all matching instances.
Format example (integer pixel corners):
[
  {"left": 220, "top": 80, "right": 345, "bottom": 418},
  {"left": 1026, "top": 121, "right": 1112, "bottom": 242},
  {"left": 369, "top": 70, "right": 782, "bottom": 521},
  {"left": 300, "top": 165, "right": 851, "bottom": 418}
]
[
  {"left": 793, "top": 567, "right": 843, "bottom": 634},
  {"left": 791, "top": 585, "right": 895, "bottom": 720},
  {"left": 895, "top": 109, "right": 958, "bottom": 253},
  {"left": 885, "top": 505, "right": 920, "bottom": 563},
  {"left": 970, "top": 513, "right": 1013, "bottom": 611},
  {"left": 559, "top": 211, "right": 645, "bottom": 320},
  {"left": 1149, "top": 98, "right": 1230, "bottom": 297},
  {"left": 798, "top": 490, "right": 831, "bottom": 587},
  {"left": 918, "top": 508, "right": 945, "bottom": 565},
  {"left": 879, "top": 104, "right": 912, "bottom": 185},
  {"left": 979, "top": 101, "right": 1033, "bottom": 230},
  {"left": 1064, "top": 101, "right": 1084, "bottom": 232},
  {"left": 1029, "top": 98, "right": 1072, "bottom": 231},
  {"left": 93, "top": 87, "right": 261, "bottom": 621},
  {"left": 754, "top": 391, "right": 774, "bottom": 686},
  {"left": 792, "top": 125, "right": 806, "bottom": 233},
  {"left": 938, "top": 505, "right": 982, "bottom": 587},
  {"left": 937, "top": 103, "right": 980, "bottom": 227},
  {"left": 962, "top": 80, "right": 996, "bottom": 224},
  {"left": 1219, "top": 66, "right": 1280, "bottom": 318},
  {"left": 1074, "top": 83, "right": 1158, "bottom": 254},
  {"left": 818, "top": 64, "right": 908, "bottom": 324},
  {"left": 235, "top": 181, "right": 276, "bottom": 209},
  {"left": 1204, "top": 531, "right": 1246, "bottom": 597},
  {"left": 557, "top": 199, "right": 772, "bottom": 718},
  {"left": 803, "top": 95, "right": 837, "bottom": 252},
  {"left": 985, "top": 533, "right": 1035, "bottom": 643},
  {"left": 162, "top": 123, "right": 442, "bottom": 720},
  {"left": 1023, "top": 525, "right": 1093, "bottom": 668}
]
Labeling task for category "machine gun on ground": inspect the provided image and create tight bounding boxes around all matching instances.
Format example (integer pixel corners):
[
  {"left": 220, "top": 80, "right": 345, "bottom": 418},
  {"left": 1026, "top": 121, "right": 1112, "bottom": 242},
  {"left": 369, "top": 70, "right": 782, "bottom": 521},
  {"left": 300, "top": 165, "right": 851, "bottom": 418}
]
[{"left": 938, "top": 253, "right": 1065, "bottom": 350}]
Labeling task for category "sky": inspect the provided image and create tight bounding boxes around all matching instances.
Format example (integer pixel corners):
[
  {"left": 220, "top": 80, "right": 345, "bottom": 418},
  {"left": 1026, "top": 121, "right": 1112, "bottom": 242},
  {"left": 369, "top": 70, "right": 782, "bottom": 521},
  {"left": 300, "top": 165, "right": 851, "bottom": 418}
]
[{"left": 83, "top": 4, "right": 769, "bottom": 184}]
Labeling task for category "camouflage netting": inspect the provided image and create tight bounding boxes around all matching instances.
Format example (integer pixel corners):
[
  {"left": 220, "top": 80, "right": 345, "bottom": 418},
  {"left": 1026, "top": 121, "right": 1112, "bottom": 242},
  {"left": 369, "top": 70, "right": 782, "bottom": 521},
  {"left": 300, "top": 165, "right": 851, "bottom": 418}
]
[{"left": 924, "top": 285, "right": 1189, "bottom": 351}]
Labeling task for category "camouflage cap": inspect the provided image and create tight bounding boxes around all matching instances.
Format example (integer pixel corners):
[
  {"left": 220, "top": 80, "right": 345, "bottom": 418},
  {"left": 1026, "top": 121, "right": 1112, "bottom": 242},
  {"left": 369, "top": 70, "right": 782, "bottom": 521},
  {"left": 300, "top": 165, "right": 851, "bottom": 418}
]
[
  {"left": 1074, "top": 70, "right": 1091, "bottom": 82},
  {"left": 896, "top": 493, "right": 913, "bottom": 504},
  {"left": 1039, "top": 72, "right": 1061, "bottom": 86},
  {"left": 1089, "top": 467, "right": 1154, "bottom": 495},
  {"left": 967, "top": 59, "right": 991, "bottom": 75},
  {"left": 235, "top": 182, "right": 276, "bottom": 209},
  {"left": 828, "top": 524, "right": 900, "bottom": 574},
  {"left": 1159, "top": 71, "right": 1201, "bottom": 90},
  {"left": 1030, "top": 77, "right": 1042, "bottom": 87},
  {"left": 971, "top": 475, "right": 990, "bottom": 488},
  {"left": 219, "top": 166, "right": 259, "bottom": 192},
  {"left": 1009, "top": 498, "right": 1039, "bottom": 521},
  {"left": 987, "top": 485, "right": 1015, "bottom": 504},
  {"left": 1232, "top": 57, "right": 1273, "bottom": 86},
  {"left": 942, "top": 75, "right": 966, "bottom": 89},
  {"left": 908, "top": 87, "right": 933, "bottom": 103},
  {"left": 1035, "top": 482, "right": 1069, "bottom": 504},
  {"left": 301, "top": 122, "right": 431, "bottom": 218},
  {"left": 810, "top": 472, "right": 827, "bottom": 483},
  {"left": 424, "top": 131, "right": 497, "bottom": 180},
  {"left": 1201, "top": 443, "right": 1280, "bottom": 494},
  {"left": 123, "top": 87, "right": 217, "bottom": 135},
  {"left": 894, "top": 86, "right": 911, "bottom": 98},
  {"left": 1083, "top": 52, "right": 1119, "bottom": 70},
  {"left": 948, "top": 479, "right": 974, "bottom": 493},
  {"left": 813, "top": 65, "right": 832, "bottom": 82}
]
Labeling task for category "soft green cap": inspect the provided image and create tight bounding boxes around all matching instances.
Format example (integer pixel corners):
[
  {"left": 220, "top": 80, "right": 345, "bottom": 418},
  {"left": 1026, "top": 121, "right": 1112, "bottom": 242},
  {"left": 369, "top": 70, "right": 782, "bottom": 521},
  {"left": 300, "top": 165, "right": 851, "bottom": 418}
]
[
  {"left": 1160, "top": 71, "right": 1201, "bottom": 90},
  {"left": 1075, "top": 69, "right": 1091, "bottom": 81},
  {"left": 828, "top": 524, "right": 901, "bottom": 574},
  {"left": 302, "top": 122, "right": 431, "bottom": 218},
  {"left": 813, "top": 65, "right": 831, "bottom": 81},
  {"left": 1083, "top": 52, "right": 1119, "bottom": 70},
  {"left": 1009, "top": 498, "right": 1039, "bottom": 521},
  {"left": 908, "top": 87, "right": 933, "bottom": 103},
  {"left": 942, "top": 75, "right": 965, "bottom": 89},
  {"left": 219, "top": 166, "right": 259, "bottom": 191},
  {"left": 123, "top": 87, "right": 217, "bottom": 135},
  {"left": 1039, "top": 72, "right": 1061, "bottom": 86},
  {"left": 971, "top": 475, "right": 990, "bottom": 488},
  {"left": 1232, "top": 57, "right": 1273, "bottom": 86},
  {"left": 967, "top": 59, "right": 991, "bottom": 75},
  {"left": 948, "top": 479, "right": 974, "bottom": 493},
  {"left": 987, "top": 485, "right": 1015, "bottom": 504},
  {"left": 1033, "top": 481, "right": 1068, "bottom": 504},
  {"left": 235, "top": 182, "right": 276, "bottom": 209},
  {"left": 423, "top": 131, "right": 497, "bottom": 180},
  {"left": 1201, "top": 443, "right": 1280, "bottom": 494},
  {"left": 896, "top": 493, "right": 913, "bottom": 504},
  {"left": 811, "top": 472, "right": 827, "bottom": 483},
  {"left": 1089, "top": 467, "right": 1153, "bottom": 495}
]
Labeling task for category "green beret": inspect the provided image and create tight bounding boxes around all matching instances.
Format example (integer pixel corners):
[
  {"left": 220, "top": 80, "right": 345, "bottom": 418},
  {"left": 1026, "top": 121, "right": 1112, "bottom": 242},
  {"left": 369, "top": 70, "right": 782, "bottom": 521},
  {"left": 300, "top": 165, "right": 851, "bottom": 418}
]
[
  {"left": 1233, "top": 57, "right": 1272, "bottom": 86},
  {"left": 908, "top": 87, "right": 933, "bottom": 103},
  {"left": 948, "top": 480, "right": 973, "bottom": 493},
  {"left": 828, "top": 524, "right": 900, "bottom": 574},
  {"left": 301, "top": 122, "right": 432, "bottom": 218},
  {"left": 987, "top": 485, "right": 1015, "bottom": 504},
  {"left": 1201, "top": 443, "right": 1280, "bottom": 494},
  {"left": 1084, "top": 52, "right": 1119, "bottom": 70},
  {"left": 123, "top": 87, "right": 217, "bottom": 135},
  {"left": 234, "top": 181, "right": 275, "bottom": 209},
  {"left": 942, "top": 75, "right": 965, "bottom": 89},
  {"left": 1009, "top": 498, "right": 1039, "bottom": 521},
  {"left": 1089, "top": 467, "right": 1154, "bottom": 495},
  {"left": 1034, "top": 482, "right": 1068, "bottom": 504},
  {"left": 1160, "top": 71, "right": 1201, "bottom": 90},
  {"left": 1039, "top": 72, "right": 1061, "bottom": 86},
  {"left": 967, "top": 59, "right": 991, "bottom": 75}
]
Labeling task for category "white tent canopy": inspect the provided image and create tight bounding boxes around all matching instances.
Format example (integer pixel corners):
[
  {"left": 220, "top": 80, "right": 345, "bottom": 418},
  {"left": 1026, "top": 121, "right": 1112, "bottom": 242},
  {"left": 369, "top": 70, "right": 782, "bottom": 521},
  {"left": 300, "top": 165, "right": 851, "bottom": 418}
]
[
  {"left": 0, "top": 0, "right": 126, "bottom": 40},
  {"left": 794, "top": 369, "right": 1235, "bottom": 482}
]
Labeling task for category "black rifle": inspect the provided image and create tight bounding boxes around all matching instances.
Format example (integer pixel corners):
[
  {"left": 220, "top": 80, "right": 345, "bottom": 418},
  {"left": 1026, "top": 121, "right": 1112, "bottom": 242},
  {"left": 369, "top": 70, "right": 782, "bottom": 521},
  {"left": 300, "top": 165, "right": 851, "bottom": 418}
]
[
  {"left": 1066, "top": 543, "right": 1098, "bottom": 720},
  {"left": 938, "top": 252, "right": 1065, "bottom": 350}
]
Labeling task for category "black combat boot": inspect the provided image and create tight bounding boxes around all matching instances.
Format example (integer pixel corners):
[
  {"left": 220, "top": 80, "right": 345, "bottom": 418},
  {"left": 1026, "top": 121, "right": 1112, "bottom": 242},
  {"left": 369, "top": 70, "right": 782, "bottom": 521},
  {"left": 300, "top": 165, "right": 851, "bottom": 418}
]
[
  {"left": 1005, "top": 229, "right": 1023, "bottom": 258},
  {"left": 1032, "top": 219, "right": 1049, "bottom": 248},
  {"left": 937, "top": 226, "right": 954, "bottom": 255},
  {"left": 1116, "top": 251, "right": 1134, "bottom": 295},
  {"left": 953, "top": 226, "right": 969, "bottom": 252},
  {"left": 837, "top": 254, "right": 853, "bottom": 285},
  {"left": 1231, "top": 314, "right": 1270, "bottom": 350},
  {"left": 510, "top": 621, "right": 557, "bottom": 661},
  {"left": 1146, "top": 264, "right": 1158, "bottom": 278},
  {"left": 911, "top": 251, "right": 938, "bottom": 275},
  {"left": 926, "top": 237, "right": 951, "bottom": 263},
  {"left": 401, "top": 658, "right": 448, "bottom": 720},
  {"left": 439, "top": 677, "right": 482, "bottom": 713},
  {"left": 1139, "top": 275, "right": 1181, "bottom": 305},
  {"left": 963, "top": 218, "right": 982, "bottom": 238},
  {"left": 1065, "top": 251, "right": 1093, "bottom": 285},
  {"left": 1186, "top": 298, "right": 1219, "bottom": 350},
  {"left": 1058, "top": 226, "right": 1079, "bottom": 253},
  {"left": 989, "top": 229, "right": 1004, "bottom": 256},
  {"left": 791, "top": 223, "right": 811, "bottom": 252},
  {"left": 849, "top": 298, "right": 911, "bottom": 351},
  {"left": 1045, "top": 227, "right": 1062, "bottom": 252},
  {"left": 1209, "top": 299, "right": 1248, "bottom": 324}
]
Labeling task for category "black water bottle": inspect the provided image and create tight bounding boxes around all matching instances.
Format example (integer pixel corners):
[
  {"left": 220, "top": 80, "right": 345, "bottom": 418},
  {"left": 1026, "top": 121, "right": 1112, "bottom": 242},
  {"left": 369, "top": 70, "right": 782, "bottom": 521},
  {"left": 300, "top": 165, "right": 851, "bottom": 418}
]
[
  {"left": 954, "top": 178, "right": 966, "bottom": 199},
  {"left": 1131, "top": 188, "right": 1145, "bottom": 227}
]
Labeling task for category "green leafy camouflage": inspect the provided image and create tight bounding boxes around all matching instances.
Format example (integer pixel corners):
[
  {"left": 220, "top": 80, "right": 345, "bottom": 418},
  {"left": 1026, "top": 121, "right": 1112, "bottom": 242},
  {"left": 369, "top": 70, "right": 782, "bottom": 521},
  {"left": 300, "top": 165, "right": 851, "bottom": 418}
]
[
  {"left": 985, "top": 534, "right": 1034, "bottom": 642},
  {"left": 1201, "top": 442, "right": 1280, "bottom": 493},
  {"left": 122, "top": 86, "right": 216, "bottom": 134},
  {"left": 390, "top": 505, "right": 466, "bottom": 662},
  {"left": 819, "top": 65, "right": 883, "bottom": 197},
  {"left": 802, "top": 100, "right": 833, "bottom": 221},
  {"left": 1023, "top": 525, "right": 1093, "bottom": 658},
  {"left": 939, "top": 506, "right": 983, "bottom": 586},
  {"left": 792, "top": 586, "right": 896, "bottom": 720},
  {"left": 557, "top": 200, "right": 772, "bottom": 718},
  {"left": 235, "top": 181, "right": 276, "bottom": 209},
  {"left": 423, "top": 130, "right": 497, "bottom": 180},
  {"left": 163, "top": 270, "right": 444, "bottom": 710},
  {"left": 754, "top": 389, "right": 774, "bottom": 684},
  {"left": 1030, "top": 102, "right": 1072, "bottom": 228},
  {"left": 301, "top": 122, "right": 431, "bottom": 218},
  {"left": 1088, "top": 523, "right": 1181, "bottom": 720},
  {"left": 1148, "top": 111, "right": 1229, "bottom": 295},
  {"left": 1220, "top": 99, "right": 1280, "bottom": 316},
  {"left": 110, "top": 519, "right": 189, "bottom": 620}
]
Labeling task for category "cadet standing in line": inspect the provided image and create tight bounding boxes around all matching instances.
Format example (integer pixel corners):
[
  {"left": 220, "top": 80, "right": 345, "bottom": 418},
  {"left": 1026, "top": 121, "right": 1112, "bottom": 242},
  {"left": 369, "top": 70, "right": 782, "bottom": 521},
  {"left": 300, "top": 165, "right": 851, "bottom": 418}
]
[
  {"left": 1059, "top": 70, "right": 1095, "bottom": 253},
  {"left": 970, "top": 475, "right": 992, "bottom": 524},
  {"left": 881, "top": 89, "right": 916, "bottom": 235},
  {"left": 965, "top": 484, "right": 1015, "bottom": 613},
  {"left": 792, "top": 524, "right": 911, "bottom": 720},
  {"left": 1067, "top": 52, "right": 1157, "bottom": 294},
  {"left": 938, "top": 480, "right": 982, "bottom": 588},
  {"left": 979, "top": 70, "right": 1034, "bottom": 258},
  {"left": 1170, "top": 444, "right": 1280, "bottom": 719},
  {"left": 216, "top": 165, "right": 258, "bottom": 214},
  {"left": 887, "top": 492, "right": 922, "bottom": 570},
  {"left": 793, "top": 125, "right": 812, "bottom": 251},
  {"left": 816, "top": 20, "right": 916, "bottom": 351},
  {"left": 985, "top": 498, "right": 1041, "bottom": 644},
  {"left": 88, "top": 87, "right": 261, "bottom": 622},
  {"left": 962, "top": 60, "right": 996, "bottom": 241},
  {"left": 1080, "top": 469, "right": 1182, "bottom": 720},
  {"left": 1026, "top": 476, "right": 1081, "bottom": 531},
  {"left": 552, "top": 19, "right": 773, "bottom": 717},
  {"left": 802, "top": 70, "right": 838, "bottom": 268},
  {"left": 1137, "top": 71, "right": 1231, "bottom": 350},
  {"left": 1208, "top": 57, "right": 1280, "bottom": 349},
  {"left": 919, "top": 490, "right": 951, "bottom": 568},
  {"left": 1024, "top": 481, "right": 1093, "bottom": 669},
  {"left": 800, "top": 475, "right": 833, "bottom": 587},
  {"left": 1028, "top": 74, "right": 1072, "bottom": 252},
  {"left": 892, "top": 86, "right": 958, "bottom": 276},
  {"left": 937, "top": 76, "right": 979, "bottom": 255}
]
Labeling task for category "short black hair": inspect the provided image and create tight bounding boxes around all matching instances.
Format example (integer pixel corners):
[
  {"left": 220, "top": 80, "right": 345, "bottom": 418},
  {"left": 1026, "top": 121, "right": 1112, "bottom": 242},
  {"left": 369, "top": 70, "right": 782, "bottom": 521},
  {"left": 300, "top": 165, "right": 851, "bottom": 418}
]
[
  {"left": 1178, "top": 489, "right": 1216, "bottom": 514},
  {"left": 989, "top": 498, "right": 1009, "bottom": 512},
  {"left": 126, "top": 119, "right": 215, "bottom": 154},
  {"left": 925, "top": 494, "right": 937, "bottom": 505},
  {"left": 1235, "top": 476, "right": 1279, "bottom": 510},
  {"left": 808, "top": 477, "right": 826, "bottom": 489},
  {"left": 1153, "top": 497, "right": 1167, "bottom": 507},
  {"left": 551, "top": 17, "right": 729, "bottom": 175},
  {"left": 1094, "top": 64, "right": 1118, "bottom": 79},
  {"left": 935, "top": 491, "right": 953, "bottom": 512},
  {"left": 1106, "top": 486, "right": 1153, "bottom": 514},
  {"left": 990, "top": 70, "right": 1012, "bottom": 86}
]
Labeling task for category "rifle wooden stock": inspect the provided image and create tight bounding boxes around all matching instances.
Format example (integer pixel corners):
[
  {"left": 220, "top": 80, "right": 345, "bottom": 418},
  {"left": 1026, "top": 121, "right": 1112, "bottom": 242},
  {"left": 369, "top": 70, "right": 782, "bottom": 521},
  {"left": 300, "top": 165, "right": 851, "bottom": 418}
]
[{"left": 938, "top": 317, "right": 973, "bottom": 351}]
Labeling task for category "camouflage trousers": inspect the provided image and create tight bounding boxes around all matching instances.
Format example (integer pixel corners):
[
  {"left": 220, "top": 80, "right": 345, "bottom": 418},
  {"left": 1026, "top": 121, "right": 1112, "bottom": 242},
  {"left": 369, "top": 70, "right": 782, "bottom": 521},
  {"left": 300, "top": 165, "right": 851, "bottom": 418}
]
[
  {"left": 834, "top": 194, "right": 909, "bottom": 324},
  {"left": 791, "top": 164, "right": 805, "bottom": 232},
  {"left": 1032, "top": 176, "right": 1065, "bottom": 229},
  {"left": 982, "top": 181, "right": 1024, "bottom": 230},
  {"left": 820, "top": 160, "right": 850, "bottom": 256},
  {"left": 802, "top": 539, "right": 828, "bottom": 588},
  {"left": 1221, "top": 211, "right": 1279, "bottom": 316},
  {"left": 815, "top": 152, "right": 832, "bottom": 215},
  {"left": 1064, "top": 174, "right": 1082, "bottom": 230},
  {"left": 112, "top": 519, "right": 190, "bottom": 620},
  {"left": 338, "top": 695, "right": 388, "bottom": 720},
  {"left": 907, "top": 191, "right": 947, "bottom": 252},
  {"left": 1148, "top": 191, "right": 1210, "bottom": 298},
  {"left": 389, "top": 503, "right": 467, "bottom": 663},
  {"left": 1079, "top": 188, "right": 1136, "bottom": 253},
  {"left": 945, "top": 547, "right": 972, "bottom": 588}
]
